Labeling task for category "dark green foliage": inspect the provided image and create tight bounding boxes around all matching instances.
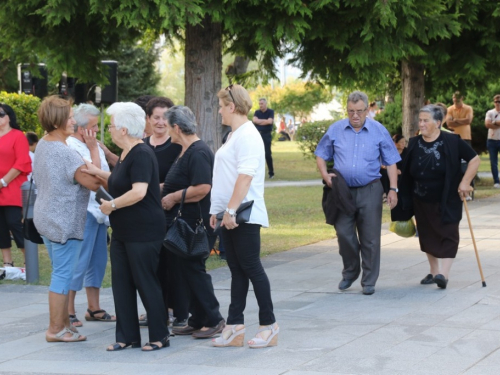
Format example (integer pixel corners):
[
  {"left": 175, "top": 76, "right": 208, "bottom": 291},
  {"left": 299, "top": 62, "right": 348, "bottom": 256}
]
[
  {"left": 0, "top": 59, "right": 19, "bottom": 93},
  {"left": 0, "top": 92, "right": 42, "bottom": 135},
  {"left": 296, "top": 120, "right": 336, "bottom": 159},
  {"left": 376, "top": 94, "right": 403, "bottom": 137}
]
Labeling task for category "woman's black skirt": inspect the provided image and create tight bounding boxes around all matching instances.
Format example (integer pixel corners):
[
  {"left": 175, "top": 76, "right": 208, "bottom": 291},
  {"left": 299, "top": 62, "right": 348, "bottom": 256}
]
[{"left": 413, "top": 198, "right": 460, "bottom": 259}]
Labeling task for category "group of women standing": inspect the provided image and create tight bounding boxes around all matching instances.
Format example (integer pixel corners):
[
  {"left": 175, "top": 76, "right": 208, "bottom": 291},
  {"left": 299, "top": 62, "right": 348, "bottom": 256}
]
[{"left": 31, "top": 84, "right": 278, "bottom": 350}]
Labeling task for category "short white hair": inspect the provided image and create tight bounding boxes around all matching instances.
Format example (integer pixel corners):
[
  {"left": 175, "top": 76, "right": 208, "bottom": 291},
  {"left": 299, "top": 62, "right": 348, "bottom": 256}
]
[
  {"left": 106, "top": 102, "right": 145, "bottom": 139},
  {"left": 73, "top": 103, "right": 100, "bottom": 132}
]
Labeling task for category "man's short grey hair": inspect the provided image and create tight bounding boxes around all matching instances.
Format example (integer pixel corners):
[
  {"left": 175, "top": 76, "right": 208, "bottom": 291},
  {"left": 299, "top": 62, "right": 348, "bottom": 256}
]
[
  {"left": 259, "top": 98, "right": 267, "bottom": 103},
  {"left": 164, "top": 105, "right": 197, "bottom": 135},
  {"left": 106, "top": 102, "right": 145, "bottom": 139},
  {"left": 347, "top": 91, "right": 369, "bottom": 108},
  {"left": 420, "top": 104, "right": 443, "bottom": 125},
  {"left": 73, "top": 103, "right": 100, "bottom": 132}
]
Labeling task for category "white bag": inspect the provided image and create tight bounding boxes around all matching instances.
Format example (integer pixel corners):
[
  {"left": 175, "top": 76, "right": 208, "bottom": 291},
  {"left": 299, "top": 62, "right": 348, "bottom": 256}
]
[{"left": 0, "top": 267, "right": 26, "bottom": 280}]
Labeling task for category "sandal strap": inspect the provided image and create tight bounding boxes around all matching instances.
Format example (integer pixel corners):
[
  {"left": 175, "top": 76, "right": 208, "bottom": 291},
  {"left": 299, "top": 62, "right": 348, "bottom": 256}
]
[
  {"left": 55, "top": 328, "right": 81, "bottom": 340},
  {"left": 87, "top": 308, "right": 106, "bottom": 317},
  {"left": 87, "top": 309, "right": 112, "bottom": 320},
  {"left": 3, "top": 262, "right": 14, "bottom": 267},
  {"left": 256, "top": 324, "right": 276, "bottom": 334}
]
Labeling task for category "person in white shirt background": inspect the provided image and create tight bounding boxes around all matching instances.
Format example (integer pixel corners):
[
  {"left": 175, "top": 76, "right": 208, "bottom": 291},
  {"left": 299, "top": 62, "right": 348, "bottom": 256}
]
[
  {"left": 66, "top": 103, "right": 115, "bottom": 327},
  {"left": 485, "top": 94, "right": 500, "bottom": 188}
]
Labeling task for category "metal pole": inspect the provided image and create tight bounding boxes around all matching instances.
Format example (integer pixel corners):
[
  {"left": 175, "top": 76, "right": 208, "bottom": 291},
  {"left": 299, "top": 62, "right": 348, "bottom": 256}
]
[
  {"left": 100, "top": 103, "right": 105, "bottom": 142},
  {"left": 24, "top": 239, "right": 39, "bottom": 284}
]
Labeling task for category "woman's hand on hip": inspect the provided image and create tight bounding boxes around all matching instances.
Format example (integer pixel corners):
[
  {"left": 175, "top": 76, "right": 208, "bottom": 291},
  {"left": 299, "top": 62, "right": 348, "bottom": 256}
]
[{"left": 222, "top": 212, "right": 238, "bottom": 230}]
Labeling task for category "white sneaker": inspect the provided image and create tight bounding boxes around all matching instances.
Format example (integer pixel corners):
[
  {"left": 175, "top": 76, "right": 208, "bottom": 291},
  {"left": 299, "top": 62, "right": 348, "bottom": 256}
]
[{"left": 494, "top": 183, "right": 500, "bottom": 188}]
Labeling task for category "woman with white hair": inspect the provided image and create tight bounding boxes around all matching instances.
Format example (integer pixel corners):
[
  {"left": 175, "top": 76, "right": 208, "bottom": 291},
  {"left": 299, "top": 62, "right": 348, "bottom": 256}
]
[
  {"left": 66, "top": 103, "right": 115, "bottom": 328},
  {"left": 83, "top": 102, "right": 169, "bottom": 352}
]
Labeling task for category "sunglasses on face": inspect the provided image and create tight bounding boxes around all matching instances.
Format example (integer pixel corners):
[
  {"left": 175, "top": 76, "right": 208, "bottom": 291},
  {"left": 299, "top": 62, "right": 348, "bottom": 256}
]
[
  {"left": 0, "top": 111, "right": 6, "bottom": 118},
  {"left": 494, "top": 101, "right": 500, "bottom": 104}
]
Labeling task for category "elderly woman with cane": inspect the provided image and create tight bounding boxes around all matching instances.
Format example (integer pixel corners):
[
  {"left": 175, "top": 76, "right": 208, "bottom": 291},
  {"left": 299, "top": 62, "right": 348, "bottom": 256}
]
[{"left": 393, "top": 104, "right": 480, "bottom": 289}]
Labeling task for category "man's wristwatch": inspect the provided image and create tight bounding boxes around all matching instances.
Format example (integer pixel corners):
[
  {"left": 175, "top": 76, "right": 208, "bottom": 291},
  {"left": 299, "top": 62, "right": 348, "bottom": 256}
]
[
  {"left": 110, "top": 200, "right": 117, "bottom": 210},
  {"left": 225, "top": 208, "right": 237, "bottom": 217},
  {"left": 0, "top": 178, "right": 7, "bottom": 187},
  {"left": 389, "top": 187, "right": 399, "bottom": 193}
]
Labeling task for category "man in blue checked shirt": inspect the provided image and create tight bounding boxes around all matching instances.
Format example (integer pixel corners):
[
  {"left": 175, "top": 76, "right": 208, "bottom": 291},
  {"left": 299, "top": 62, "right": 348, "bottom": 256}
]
[{"left": 315, "top": 91, "right": 401, "bottom": 296}]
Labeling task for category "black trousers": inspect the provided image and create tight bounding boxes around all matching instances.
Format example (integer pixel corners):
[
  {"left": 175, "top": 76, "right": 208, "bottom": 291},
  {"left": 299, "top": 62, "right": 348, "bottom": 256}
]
[
  {"left": 221, "top": 223, "right": 275, "bottom": 326},
  {"left": 174, "top": 253, "right": 223, "bottom": 329},
  {"left": 158, "top": 248, "right": 190, "bottom": 321},
  {"left": 110, "top": 236, "right": 169, "bottom": 344},
  {"left": 0, "top": 206, "right": 24, "bottom": 249},
  {"left": 258, "top": 131, "right": 274, "bottom": 176}
]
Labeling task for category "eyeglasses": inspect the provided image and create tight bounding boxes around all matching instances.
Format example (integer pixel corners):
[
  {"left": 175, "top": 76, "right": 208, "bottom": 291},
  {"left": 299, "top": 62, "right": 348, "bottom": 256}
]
[
  {"left": 347, "top": 108, "right": 367, "bottom": 116},
  {"left": 225, "top": 84, "right": 236, "bottom": 105},
  {"left": 0, "top": 111, "right": 6, "bottom": 118},
  {"left": 108, "top": 125, "right": 116, "bottom": 131}
]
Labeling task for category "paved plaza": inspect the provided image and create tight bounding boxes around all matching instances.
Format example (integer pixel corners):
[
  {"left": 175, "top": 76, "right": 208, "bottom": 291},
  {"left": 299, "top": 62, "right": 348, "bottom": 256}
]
[{"left": 2, "top": 196, "right": 500, "bottom": 375}]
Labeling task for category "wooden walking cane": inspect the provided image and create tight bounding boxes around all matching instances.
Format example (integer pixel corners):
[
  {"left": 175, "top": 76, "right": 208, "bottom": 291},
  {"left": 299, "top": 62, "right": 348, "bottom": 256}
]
[{"left": 462, "top": 197, "right": 487, "bottom": 287}]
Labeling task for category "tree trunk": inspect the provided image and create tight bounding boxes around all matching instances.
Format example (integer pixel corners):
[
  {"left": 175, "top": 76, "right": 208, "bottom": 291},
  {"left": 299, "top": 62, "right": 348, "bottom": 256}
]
[
  {"left": 401, "top": 59, "right": 425, "bottom": 140},
  {"left": 185, "top": 16, "right": 223, "bottom": 153}
]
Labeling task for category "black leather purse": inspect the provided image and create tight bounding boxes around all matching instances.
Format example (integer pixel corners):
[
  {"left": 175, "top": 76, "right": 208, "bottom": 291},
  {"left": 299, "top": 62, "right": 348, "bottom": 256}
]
[
  {"left": 214, "top": 200, "right": 254, "bottom": 233},
  {"left": 163, "top": 189, "right": 210, "bottom": 259},
  {"left": 23, "top": 178, "right": 44, "bottom": 244}
]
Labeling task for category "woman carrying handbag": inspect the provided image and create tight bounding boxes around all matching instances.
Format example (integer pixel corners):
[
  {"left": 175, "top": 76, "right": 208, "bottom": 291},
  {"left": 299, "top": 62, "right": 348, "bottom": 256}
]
[
  {"left": 162, "top": 105, "right": 225, "bottom": 339},
  {"left": 210, "top": 85, "right": 279, "bottom": 348}
]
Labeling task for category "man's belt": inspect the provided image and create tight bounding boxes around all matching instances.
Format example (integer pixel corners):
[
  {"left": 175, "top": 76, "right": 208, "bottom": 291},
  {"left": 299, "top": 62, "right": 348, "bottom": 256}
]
[{"left": 349, "top": 178, "right": 380, "bottom": 189}]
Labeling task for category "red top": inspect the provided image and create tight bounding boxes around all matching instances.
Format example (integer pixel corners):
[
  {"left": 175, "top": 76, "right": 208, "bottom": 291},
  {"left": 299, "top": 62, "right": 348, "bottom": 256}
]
[{"left": 0, "top": 129, "right": 32, "bottom": 207}]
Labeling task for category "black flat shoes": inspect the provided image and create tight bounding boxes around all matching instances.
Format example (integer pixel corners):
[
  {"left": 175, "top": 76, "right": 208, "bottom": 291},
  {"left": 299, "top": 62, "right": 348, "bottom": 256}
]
[
  {"left": 434, "top": 274, "right": 448, "bottom": 289},
  {"left": 107, "top": 342, "right": 141, "bottom": 351},
  {"left": 420, "top": 274, "right": 435, "bottom": 285}
]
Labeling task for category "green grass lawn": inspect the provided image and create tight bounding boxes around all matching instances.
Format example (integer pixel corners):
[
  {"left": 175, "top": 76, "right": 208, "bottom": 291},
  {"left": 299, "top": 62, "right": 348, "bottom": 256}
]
[
  {"left": 269, "top": 141, "right": 319, "bottom": 181},
  {"left": 4, "top": 144, "right": 500, "bottom": 286}
]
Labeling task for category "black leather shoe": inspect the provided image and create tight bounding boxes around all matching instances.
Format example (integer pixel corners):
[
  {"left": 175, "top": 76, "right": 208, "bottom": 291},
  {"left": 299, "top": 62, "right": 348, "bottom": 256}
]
[
  {"left": 420, "top": 274, "right": 435, "bottom": 285},
  {"left": 192, "top": 319, "right": 225, "bottom": 339},
  {"left": 362, "top": 286, "right": 375, "bottom": 295},
  {"left": 338, "top": 278, "right": 355, "bottom": 290},
  {"left": 434, "top": 274, "right": 448, "bottom": 289}
]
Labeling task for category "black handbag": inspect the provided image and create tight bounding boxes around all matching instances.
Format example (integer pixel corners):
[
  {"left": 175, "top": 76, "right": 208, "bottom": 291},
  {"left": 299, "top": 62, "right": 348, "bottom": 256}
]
[
  {"left": 163, "top": 189, "right": 210, "bottom": 259},
  {"left": 23, "top": 177, "right": 44, "bottom": 244},
  {"left": 214, "top": 200, "right": 254, "bottom": 233}
]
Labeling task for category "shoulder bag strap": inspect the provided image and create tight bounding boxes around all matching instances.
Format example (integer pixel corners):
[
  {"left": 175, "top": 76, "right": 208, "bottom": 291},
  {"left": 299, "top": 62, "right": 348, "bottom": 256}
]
[{"left": 176, "top": 188, "right": 188, "bottom": 218}]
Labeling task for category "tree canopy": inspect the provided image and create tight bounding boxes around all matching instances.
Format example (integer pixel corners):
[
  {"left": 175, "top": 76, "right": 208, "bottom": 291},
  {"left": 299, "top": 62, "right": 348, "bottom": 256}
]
[{"left": 290, "top": 0, "right": 500, "bottom": 140}]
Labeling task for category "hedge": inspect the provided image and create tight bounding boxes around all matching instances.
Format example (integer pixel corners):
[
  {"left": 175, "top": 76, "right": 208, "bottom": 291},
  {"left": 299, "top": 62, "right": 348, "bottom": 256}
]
[{"left": 0, "top": 91, "right": 42, "bottom": 136}]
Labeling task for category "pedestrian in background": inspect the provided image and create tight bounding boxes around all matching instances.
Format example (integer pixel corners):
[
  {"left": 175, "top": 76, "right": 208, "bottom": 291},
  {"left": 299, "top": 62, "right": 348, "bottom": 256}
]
[{"left": 485, "top": 94, "right": 500, "bottom": 188}]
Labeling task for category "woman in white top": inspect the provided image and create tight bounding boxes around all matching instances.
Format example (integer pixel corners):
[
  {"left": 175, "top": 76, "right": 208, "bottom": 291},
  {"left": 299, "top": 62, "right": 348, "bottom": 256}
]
[{"left": 210, "top": 84, "right": 278, "bottom": 348}]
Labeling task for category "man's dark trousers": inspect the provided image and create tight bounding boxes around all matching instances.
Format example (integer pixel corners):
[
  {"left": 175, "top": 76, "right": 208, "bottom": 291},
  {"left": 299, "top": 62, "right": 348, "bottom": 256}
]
[
  {"left": 333, "top": 180, "right": 383, "bottom": 287},
  {"left": 258, "top": 130, "right": 274, "bottom": 177}
]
